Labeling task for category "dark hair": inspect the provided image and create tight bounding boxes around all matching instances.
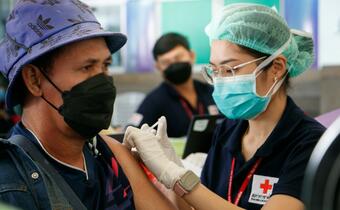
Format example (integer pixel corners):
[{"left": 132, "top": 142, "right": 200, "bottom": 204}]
[
  {"left": 152, "top": 32, "right": 190, "bottom": 60},
  {"left": 239, "top": 45, "right": 290, "bottom": 90}
]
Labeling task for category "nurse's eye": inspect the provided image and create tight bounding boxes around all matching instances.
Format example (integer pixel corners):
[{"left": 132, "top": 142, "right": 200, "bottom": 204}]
[{"left": 219, "top": 65, "right": 234, "bottom": 77}]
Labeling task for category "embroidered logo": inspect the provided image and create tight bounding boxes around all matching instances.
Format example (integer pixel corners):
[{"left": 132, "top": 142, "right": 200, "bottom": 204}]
[
  {"left": 7, "top": 10, "right": 17, "bottom": 22},
  {"left": 37, "top": 15, "right": 54, "bottom": 30},
  {"left": 6, "top": 40, "right": 20, "bottom": 60},
  {"left": 28, "top": 14, "right": 54, "bottom": 37},
  {"left": 71, "top": 25, "right": 93, "bottom": 37},
  {"left": 71, "top": 0, "right": 92, "bottom": 14},
  {"left": 248, "top": 175, "right": 279, "bottom": 205},
  {"left": 39, "top": 35, "right": 63, "bottom": 49},
  {"left": 41, "top": 0, "right": 61, "bottom": 6},
  {"left": 67, "top": 15, "right": 86, "bottom": 24},
  {"left": 20, "top": 0, "right": 38, "bottom": 3},
  {"left": 0, "top": 39, "right": 6, "bottom": 49}
]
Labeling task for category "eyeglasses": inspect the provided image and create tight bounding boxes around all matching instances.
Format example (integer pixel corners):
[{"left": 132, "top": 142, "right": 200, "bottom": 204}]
[{"left": 201, "top": 56, "right": 266, "bottom": 84}]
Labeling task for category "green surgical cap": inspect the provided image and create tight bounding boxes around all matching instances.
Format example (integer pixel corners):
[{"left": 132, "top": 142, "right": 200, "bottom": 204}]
[{"left": 205, "top": 3, "right": 314, "bottom": 77}]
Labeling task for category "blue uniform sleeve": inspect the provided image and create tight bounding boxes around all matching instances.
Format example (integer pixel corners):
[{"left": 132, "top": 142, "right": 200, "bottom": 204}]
[{"left": 271, "top": 126, "right": 325, "bottom": 200}]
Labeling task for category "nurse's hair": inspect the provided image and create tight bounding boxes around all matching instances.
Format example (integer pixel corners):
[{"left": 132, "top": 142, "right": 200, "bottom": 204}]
[
  {"left": 152, "top": 32, "right": 191, "bottom": 60},
  {"left": 239, "top": 45, "right": 291, "bottom": 90},
  {"left": 205, "top": 3, "right": 314, "bottom": 78}
]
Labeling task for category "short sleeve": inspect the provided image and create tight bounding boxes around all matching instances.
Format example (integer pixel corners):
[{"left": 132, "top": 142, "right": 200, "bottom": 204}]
[{"left": 272, "top": 129, "right": 324, "bottom": 199}]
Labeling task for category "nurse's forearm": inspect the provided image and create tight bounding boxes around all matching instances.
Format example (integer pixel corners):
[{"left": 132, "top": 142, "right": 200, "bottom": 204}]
[
  {"left": 101, "top": 135, "right": 176, "bottom": 210},
  {"left": 182, "top": 184, "right": 245, "bottom": 210}
]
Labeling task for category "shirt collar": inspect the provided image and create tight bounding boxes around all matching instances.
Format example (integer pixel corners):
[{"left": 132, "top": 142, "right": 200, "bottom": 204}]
[
  {"left": 254, "top": 96, "right": 305, "bottom": 157},
  {"left": 163, "top": 80, "right": 201, "bottom": 99},
  {"left": 222, "top": 120, "right": 248, "bottom": 155},
  {"left": 162, "top": 81, "right": 179, "bottom": 98},
  {"left": 221, "top": 96, "right": 305, "bottom": 158},
  {"left": 11, "top": 122, "right": 89, "bottom": 178}
]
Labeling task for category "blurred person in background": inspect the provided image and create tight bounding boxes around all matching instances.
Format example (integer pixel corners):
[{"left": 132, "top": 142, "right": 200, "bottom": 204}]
[
  {"left": 0, "top": 74, "right": 20, "bottom": 136},
  {"left": 129, "top": 32, "right": 218, "bottom": 137}
]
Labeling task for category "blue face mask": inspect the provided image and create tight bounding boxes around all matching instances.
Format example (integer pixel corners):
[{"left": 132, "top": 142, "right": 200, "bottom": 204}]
[{"left": 212, "top": 72, "right": 279, "bottom": 120}]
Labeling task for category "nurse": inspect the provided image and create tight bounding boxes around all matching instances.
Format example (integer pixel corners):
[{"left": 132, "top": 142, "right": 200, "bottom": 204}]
[{"left": 123, "top": 4, "right": 325, "bottom": 210}]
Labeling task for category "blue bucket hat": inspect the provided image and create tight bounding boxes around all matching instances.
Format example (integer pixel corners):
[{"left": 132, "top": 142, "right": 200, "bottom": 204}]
[{"left": 0, "top": 0, "right": 127, "bottom": 108}]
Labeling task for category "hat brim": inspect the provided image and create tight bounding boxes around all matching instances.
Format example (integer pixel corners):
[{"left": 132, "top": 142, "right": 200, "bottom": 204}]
[{"left": 6, "top": 22, "right": 127, "bottom": 108}]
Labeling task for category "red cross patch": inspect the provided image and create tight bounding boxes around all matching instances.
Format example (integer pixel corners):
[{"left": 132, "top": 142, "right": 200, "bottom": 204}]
[{"left": 248, "top": 175, "right": 279, "bottom": 205}]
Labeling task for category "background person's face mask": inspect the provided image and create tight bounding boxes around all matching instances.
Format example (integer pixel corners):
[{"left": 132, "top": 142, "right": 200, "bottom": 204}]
[
  {"left": 163, "top": 62, "right": 192, "bottom": 85},
  {"left": 41, "top": 72, "right": 116, "bottom": 139}
]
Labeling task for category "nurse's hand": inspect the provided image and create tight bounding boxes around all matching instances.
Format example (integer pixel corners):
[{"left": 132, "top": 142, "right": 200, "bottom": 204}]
[
  {"left": 140, "top": 116, "right": 183, "bottom": 167},
  {"left": 123, "top": 125, "right": 187, "bottom": 189}
]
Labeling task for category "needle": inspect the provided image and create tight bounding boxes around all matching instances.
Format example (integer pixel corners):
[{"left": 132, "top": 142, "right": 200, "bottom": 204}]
[{"left": 150, "top": 121, "right": 159, "bottom": 129}]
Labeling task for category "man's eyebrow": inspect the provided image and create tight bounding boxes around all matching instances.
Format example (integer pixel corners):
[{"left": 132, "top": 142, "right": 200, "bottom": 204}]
[
  {"left": 82, "top": 58, "right": 98, "bottom": 65},
  {"left": 82, "top": 55, "right": 112, "bottom": 64}
]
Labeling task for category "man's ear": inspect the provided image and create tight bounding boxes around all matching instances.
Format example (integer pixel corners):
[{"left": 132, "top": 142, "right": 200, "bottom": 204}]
[
  {"left": 155, "top": 61, "right": 163, "bottom": 72},
  {"left": 270, "top": 55, "right": 287, "bottom": 80},
  {"left": 21, "top": 64, "right": 43, "bottom": 97},
  {"left": 189, "top": 50, "right": 196, "bottom": 64}
]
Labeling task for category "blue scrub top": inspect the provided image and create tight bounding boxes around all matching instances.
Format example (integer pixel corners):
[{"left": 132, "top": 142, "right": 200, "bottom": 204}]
[
  {"left": 131, "top": 80, "right": 218, "bottom": 137},
  {"left": 11, "top": 123, "right": 135, "bottom": 210},
  {"left": 201, "top": 97, "right": 325, "bottom": 210}
]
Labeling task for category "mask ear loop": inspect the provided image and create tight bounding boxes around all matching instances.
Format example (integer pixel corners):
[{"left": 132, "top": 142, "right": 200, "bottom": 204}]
[
  {"left": 39, "top": 69, "right": 63, "bottom": 94},
  {"left": 37, "top": 68, "right": 63, "bottom": 111},
  {"left": 264, "top": 76, "right": 279, "bottom": 97},
  {"left": 253, "top": 33, "right": 293, "bottom": 96},
  {"left": 264, "top": 63, "right": 293, "bottom": 97}
]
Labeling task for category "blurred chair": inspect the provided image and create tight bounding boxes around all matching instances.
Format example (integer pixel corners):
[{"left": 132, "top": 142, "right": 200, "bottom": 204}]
[
  {"left": 315, "top": 108, "right": 340, "bottom": 128},
  {"left": 111, "top": 92, "right": 145, "bottom": 129},
  {"left": 302, "top": 116, "right": 340, "bottom": 210}
]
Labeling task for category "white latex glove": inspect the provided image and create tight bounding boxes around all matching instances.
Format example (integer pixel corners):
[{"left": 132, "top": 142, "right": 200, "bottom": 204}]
[
  {"left": 123, "top": 126, "right": 187, "bottom": 189},
  {"left": 140, "top": 116, "right": 183, "bottom": 167}
]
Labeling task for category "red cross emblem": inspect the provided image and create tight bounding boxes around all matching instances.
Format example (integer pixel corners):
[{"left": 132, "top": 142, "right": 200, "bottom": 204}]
[{"left": 260, "top": 179, "right": 273, "bottom": 194}]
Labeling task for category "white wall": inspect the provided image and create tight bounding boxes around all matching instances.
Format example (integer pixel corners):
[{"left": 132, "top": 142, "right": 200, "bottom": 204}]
[{"left": 318, "top": 0, "right": 340, "bottom": 67}]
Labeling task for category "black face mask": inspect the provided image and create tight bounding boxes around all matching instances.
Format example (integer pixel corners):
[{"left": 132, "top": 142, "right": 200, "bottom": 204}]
[
  {"left": 41, "top": 72, "right": 116, "bottom": 139},
  {"left": 163, "top": 62, "right": 192, "bottom": 85}
]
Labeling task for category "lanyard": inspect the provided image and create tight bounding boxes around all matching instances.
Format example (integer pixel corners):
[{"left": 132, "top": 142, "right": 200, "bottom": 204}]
[
  {"left": 227, "top": 157, "right": 262, "bottom": 206},
  {"left": 179, "top": 98, "right": 205, "bottom": 119}
]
